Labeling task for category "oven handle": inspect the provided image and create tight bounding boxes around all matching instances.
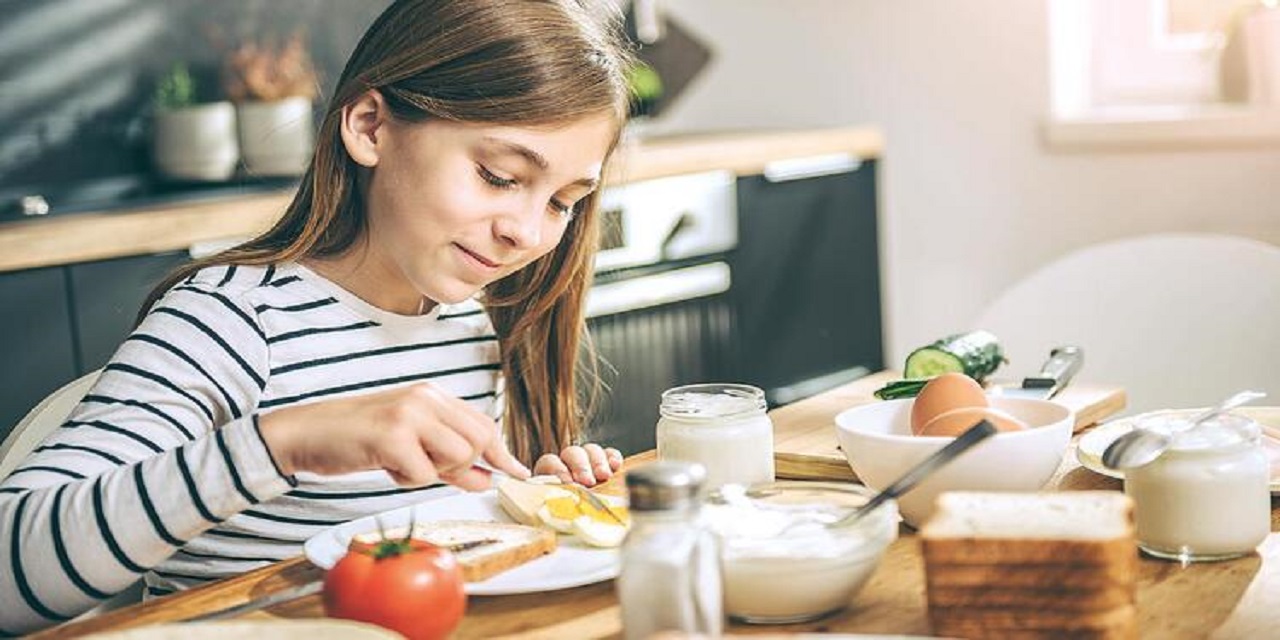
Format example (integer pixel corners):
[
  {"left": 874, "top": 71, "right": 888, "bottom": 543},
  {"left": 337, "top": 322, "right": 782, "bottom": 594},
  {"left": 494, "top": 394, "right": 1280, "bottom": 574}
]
[{"left": 585, "top": 261, "right": 731, "bottom": 319}]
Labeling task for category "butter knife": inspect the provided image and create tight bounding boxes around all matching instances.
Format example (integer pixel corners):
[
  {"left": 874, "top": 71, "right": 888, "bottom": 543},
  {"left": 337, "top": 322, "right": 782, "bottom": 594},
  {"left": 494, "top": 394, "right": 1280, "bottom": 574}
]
[{"left": 181, "top": 538, "right": 498, "bottom": 622}]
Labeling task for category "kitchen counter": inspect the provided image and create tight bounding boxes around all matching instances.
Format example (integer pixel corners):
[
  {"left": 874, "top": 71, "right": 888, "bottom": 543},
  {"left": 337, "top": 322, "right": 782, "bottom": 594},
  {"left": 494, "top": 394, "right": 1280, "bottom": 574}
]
[{"left": 0, "top": 126, "right": 882, "bottom": 274}]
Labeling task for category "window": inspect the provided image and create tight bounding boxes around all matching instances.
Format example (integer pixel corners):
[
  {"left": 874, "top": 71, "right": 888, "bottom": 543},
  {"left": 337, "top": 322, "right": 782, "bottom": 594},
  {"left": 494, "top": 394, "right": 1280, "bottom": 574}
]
[{"left": 1047, "top": 0, "right": 1280, "bottom": 149}]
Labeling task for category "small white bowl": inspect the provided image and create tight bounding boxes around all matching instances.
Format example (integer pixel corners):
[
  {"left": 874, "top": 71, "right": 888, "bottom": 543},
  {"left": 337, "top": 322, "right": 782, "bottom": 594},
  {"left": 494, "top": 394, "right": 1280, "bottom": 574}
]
[{"left": 834, "top": 397, "right": 1074, "bottom": 527}]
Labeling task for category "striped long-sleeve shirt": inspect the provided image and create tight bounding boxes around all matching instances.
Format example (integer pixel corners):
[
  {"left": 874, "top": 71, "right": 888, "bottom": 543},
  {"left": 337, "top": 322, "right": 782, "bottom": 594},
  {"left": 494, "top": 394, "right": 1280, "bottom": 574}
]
[{"left": 0, "top": 263, "right": 502, "bottom": 634}]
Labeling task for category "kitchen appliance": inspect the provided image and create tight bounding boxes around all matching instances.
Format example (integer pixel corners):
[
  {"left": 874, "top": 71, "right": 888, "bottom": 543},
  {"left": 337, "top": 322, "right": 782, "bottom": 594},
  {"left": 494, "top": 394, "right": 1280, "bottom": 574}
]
[{"left": 585, "top": 171, "right": 736, "bottom": 454}]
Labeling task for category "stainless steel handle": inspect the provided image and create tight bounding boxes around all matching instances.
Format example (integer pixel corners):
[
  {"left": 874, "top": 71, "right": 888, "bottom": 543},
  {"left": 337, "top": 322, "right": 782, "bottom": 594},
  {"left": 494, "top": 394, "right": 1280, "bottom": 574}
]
[
  {"left": 763, "top": 153, "right": 861, "bottom": 182},
  {"left": 585, "top": 262, "right": 731, "bottom": 319}
]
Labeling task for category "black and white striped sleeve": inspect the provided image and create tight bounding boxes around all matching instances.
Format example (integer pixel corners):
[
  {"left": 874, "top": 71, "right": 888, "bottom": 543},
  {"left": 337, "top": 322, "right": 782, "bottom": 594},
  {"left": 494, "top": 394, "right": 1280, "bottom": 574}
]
[{"left": 0, "top": 281, "right": 293, "bottom": 634}]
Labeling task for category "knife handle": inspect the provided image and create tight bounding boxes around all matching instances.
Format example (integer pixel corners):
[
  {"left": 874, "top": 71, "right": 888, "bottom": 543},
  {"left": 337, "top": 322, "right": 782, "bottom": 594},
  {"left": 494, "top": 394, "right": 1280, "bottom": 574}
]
[{"left": 1023, "top": 346, "right": 1084, "bottom": 389}]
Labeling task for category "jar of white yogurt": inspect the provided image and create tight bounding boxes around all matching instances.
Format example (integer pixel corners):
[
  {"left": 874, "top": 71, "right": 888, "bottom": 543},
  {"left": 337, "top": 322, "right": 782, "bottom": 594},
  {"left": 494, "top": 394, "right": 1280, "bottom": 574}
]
[
  {"left": 656, "top": 383, "right": 775, "bottom": 489},
  {"left": 705, "top": 482, "right": 899, "bottom": 624},
  {"left": 1124, "top": 412, "right": 1271, "bottom": 562}
]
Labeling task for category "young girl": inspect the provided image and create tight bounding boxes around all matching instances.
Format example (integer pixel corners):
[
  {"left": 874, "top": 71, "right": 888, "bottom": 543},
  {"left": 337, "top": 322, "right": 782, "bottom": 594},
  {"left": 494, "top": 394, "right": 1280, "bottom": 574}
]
[{"left": 0, "top": 0, "right": 633, "bottom": 632}]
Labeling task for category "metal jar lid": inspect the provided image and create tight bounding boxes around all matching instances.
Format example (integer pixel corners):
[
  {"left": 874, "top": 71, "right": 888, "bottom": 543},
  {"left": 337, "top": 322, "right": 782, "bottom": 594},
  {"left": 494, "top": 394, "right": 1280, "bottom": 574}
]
[{"left": 625, "top": 461, "right": 706, "bottom": 511}]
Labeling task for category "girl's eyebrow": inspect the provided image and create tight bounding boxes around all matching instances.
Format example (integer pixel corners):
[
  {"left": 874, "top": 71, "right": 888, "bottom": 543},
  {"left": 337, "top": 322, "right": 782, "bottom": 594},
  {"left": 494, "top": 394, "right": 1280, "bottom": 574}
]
[{"left": 481, "top": 136, "right": 599, "bottom": 189}]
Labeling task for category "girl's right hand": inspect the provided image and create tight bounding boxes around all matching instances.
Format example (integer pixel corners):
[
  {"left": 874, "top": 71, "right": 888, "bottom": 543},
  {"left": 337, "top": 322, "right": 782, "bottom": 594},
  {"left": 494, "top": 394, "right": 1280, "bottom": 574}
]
[{"left": 256, "top": 383, "right": 530, "bottom": 491}]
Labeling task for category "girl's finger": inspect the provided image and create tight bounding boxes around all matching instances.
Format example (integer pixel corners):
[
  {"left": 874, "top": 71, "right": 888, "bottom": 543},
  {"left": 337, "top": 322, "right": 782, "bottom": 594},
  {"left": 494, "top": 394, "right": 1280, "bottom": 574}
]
[
  {"left": 582, "top": 443, "right": 612, "bottom": 481},
  {"left": 604, "top": 447, "right": 624, "bottom": 471},
  {"left": 559, "top": 446, "right": 596, "bottom": 486},
  {"left": 534, "top": 453, "right": 573, "bottom": 484}
]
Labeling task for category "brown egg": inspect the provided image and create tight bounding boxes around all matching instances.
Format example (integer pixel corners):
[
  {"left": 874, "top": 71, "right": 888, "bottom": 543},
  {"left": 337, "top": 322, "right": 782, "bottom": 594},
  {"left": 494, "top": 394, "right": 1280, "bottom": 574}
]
[
  {"left": 918, "top": 406, "right": 1028, "bottom": 437},
  {"left": 910, "top": 373, "right": 988, "bottom": 435}
]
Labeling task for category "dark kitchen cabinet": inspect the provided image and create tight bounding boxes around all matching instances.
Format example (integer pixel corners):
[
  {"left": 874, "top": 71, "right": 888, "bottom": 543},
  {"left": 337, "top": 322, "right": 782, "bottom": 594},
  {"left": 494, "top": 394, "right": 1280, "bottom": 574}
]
[
  {"left": 0, "top": 267, "right": 78, "bottom": 441},
  {"left": 729, "top": 159, "right": 884, "bottom": 406},
  {"left": 0, "top": 251, "right": 189, "bottom": 443},
  {"left": 587, "top": 291, "right": 735, "bottom": 455},
  {"left": 69, "top": 251, "right": 188, "bottom": 373}
]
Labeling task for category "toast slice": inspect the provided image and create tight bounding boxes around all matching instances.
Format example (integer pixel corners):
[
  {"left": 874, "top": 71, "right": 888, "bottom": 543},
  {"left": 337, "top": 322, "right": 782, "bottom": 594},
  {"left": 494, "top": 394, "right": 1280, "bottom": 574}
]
[
  {"left": 926, "top": 583, "right": 1135, "bottom": 612},
  {"left": 929, "top": 603, "right": 1137, "bottom": 634},
  {"left": 920, "top": 491, "right": 1136, "bottom": 566},
  {"left": 496, "top": 475, "right": 564, "bottom": 526},
  {"left": 925, "top": 561, "right": 1135, "bottom": 590},
  {"left": 354, "top": 520, "right": 557, "bottom": 582}
]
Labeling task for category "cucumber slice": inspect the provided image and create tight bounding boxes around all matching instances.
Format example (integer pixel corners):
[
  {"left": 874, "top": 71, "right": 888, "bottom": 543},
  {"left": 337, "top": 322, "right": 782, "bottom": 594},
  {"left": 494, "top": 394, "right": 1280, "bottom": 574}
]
[
  {"left": 902, "top": 349, "right": 964, "bottom": 378},
  {"left": 903, "top": 330, "right": 1004, "bottom": 382}
]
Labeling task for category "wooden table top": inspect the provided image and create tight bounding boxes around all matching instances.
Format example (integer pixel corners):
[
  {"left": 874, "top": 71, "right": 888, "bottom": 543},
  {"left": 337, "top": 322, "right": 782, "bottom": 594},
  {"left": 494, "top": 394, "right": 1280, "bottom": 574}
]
[{"left": 34, "top": 377, "right": 1280, "bottom": 640}]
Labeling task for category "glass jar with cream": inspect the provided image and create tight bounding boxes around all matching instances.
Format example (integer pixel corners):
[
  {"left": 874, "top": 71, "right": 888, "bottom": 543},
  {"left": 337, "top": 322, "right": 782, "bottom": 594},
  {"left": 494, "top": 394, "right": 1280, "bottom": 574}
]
[
  {"left": 656, "top": 383, "right": 775, "bottom": 489},
  {"left": 704, "top": 482, "right": 899, "bottom": 623},
  {"left": 1124, "top": 412, "right": 1271, "bottom": 562}
]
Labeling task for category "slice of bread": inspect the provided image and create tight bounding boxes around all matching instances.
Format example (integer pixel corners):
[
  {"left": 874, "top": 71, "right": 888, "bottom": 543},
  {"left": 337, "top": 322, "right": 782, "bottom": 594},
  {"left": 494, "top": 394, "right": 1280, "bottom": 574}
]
[
  {"left": 496, "top": 476, "right": 564, "bottom": 526},
  {"left": 925, "top": 561, "right": 1134, "bottom": 590},
  {"left": 353, "top": 520, "right": 557, "bottom": 582},
  {"left": 920, "top": 491, "right": 1136, "bottom": 566},
  {"left": 926, "top": 583, "right": 1135, "bottom": 612},
  {"left": 929, "top": 603, "right": 1137, "bottom": 634}
]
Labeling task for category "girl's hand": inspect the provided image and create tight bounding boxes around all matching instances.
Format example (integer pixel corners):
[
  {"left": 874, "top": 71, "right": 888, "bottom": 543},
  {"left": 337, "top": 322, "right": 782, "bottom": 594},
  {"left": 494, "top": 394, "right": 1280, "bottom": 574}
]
[
  {"left": 533, "top": 444, "right": 623, "bottom": 487},
  {"left": 257, "top": 383, "right": 530, "bottom": 491}
]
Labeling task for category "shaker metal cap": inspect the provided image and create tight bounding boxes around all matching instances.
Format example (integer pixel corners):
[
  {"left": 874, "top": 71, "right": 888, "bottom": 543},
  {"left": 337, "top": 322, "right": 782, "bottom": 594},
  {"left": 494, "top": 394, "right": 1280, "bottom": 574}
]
[{"left": 625, "top": 460, "right": 706, "bottom": 511}]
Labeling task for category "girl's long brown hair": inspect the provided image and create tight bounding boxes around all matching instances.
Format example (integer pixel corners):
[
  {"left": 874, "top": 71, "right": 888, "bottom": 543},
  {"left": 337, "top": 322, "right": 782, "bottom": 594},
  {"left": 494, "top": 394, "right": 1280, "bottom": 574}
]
[{"left": 141, "top": 0, "right": 634, "bottom": 464}]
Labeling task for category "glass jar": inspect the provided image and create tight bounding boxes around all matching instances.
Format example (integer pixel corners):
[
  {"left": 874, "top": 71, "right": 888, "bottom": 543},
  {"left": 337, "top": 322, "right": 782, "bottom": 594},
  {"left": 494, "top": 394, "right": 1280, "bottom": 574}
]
[
  {"left": 1124, "top": 412, "right": 1271, "bottom": 562},
  {"left": 704, "top": 482, "right": 898, "bottom": 624},
  {"left": 656, "top": 383, "right": 775, "bottom": 489}
]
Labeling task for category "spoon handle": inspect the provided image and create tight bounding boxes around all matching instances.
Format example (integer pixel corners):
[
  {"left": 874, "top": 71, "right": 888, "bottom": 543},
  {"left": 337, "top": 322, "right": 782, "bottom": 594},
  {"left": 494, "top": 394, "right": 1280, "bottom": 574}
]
[{"left": 842, "top": 419, "right": 997, "bottom": 526}]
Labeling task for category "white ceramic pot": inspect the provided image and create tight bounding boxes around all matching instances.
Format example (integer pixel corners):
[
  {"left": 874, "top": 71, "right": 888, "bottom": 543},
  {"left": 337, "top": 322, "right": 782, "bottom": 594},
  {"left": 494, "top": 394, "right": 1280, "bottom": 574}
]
[
  {"left": 152, "top": 102, "right": 239, "bottom": 181},
  {"left": 236, "top": 96, "right": 314, "bottom": 176}
]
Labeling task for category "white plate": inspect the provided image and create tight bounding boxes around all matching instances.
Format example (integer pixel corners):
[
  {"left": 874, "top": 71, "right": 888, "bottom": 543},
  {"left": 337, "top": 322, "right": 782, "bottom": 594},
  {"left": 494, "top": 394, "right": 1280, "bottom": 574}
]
[
  {"left": 303, "top": 490, "right": 619, "bottom": 595},
  {"left": 1076, "top": 408, "right": 1280, "bottom": 494}
]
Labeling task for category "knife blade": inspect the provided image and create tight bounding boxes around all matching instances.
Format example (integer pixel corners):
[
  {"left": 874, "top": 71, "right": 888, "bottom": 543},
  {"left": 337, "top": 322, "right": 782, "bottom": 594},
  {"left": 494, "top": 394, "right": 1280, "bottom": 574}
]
[
  {"left": 181, "top": 538, "right": 500, "bottom": 622},
  {"left": 998, "top": 345, "right": 1084, "bottom": 400},
  {"left": 182, "top": 579, "right": 323, "bottom": 622}
]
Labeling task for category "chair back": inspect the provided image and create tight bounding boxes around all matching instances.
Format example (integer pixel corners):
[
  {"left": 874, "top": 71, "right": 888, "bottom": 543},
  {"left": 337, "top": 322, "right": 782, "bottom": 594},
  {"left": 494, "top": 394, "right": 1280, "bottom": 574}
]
[
  {"left": 975, "top": 233, "right": 1280, "bottom": 416},
  {"left": 0, "top": 370, "right": 101, "bottom": 479}
]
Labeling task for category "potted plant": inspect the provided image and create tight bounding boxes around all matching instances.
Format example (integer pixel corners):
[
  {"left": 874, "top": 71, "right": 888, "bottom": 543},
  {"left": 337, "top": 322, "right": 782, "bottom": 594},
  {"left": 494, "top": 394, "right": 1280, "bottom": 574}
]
[
  {"left": 151, "top": 62, "right": 239, "bottom": 181},
  {"left": 222, "top": 31, "right": 319, "bottom": 177}
]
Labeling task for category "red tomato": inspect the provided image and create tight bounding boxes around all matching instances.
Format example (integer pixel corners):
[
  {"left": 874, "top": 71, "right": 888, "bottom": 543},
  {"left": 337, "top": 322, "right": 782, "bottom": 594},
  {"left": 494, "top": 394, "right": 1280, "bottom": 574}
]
[{"left": 323, "top": 537, "right": 467, "bottom": 640}]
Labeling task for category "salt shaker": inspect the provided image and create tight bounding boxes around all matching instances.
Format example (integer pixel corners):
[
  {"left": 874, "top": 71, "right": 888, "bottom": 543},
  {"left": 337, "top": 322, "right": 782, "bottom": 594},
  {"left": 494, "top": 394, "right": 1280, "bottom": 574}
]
[
  {"left": 617, "top": 461, "right": 723, "bottom": 640},
  {"left": 1125, "top": 412, "right": 1271, "bottom": 562},
  {"left": 656, "top": 383, "right": 775, "bottom": 489}
]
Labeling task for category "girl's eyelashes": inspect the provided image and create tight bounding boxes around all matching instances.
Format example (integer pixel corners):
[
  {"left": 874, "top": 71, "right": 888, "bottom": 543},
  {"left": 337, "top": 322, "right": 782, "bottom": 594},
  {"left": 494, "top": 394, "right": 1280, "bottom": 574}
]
[
  {"left": 549, "top": 198, "right": 574, "bottom": 218},
  {"left": 477, "top": 165, "right": 517, "bottom": 189},
  {"left": 481, "top": 163, "right": 579, "bottom": 219}
]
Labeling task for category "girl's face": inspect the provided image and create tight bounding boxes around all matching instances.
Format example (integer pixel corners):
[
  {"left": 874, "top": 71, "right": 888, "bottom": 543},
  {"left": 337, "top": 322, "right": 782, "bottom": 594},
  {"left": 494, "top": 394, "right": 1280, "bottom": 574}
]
[{"left": 339, "top": 93, "right": 616, "bottom": 313}]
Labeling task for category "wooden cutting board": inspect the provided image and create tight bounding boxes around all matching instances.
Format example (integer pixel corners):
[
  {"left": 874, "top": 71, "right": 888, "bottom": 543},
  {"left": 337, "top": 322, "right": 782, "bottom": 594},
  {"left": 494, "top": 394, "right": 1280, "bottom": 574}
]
[{"left": 769, "top": 371, "right": 1128, "bottom": 482}]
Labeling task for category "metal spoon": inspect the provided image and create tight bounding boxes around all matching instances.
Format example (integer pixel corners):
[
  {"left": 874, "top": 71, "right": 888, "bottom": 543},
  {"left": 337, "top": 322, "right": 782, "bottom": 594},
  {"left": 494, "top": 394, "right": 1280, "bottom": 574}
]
[
  {"left": 822, "top": 418, "right": 997, "bottom": 530},
  {"left": 1101, "top": 390, "right": 1268, "bottom": 471}
]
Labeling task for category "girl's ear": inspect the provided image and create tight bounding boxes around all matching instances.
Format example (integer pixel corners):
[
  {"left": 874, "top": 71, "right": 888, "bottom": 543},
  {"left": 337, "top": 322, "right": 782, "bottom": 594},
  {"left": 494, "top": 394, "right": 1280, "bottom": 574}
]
[{"left": 340, "top": 89, "right": 387, "bottom": 168}]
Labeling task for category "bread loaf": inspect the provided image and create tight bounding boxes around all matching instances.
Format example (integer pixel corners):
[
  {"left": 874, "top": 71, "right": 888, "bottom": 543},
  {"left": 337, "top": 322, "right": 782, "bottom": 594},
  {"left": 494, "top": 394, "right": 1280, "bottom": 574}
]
[{"left": 921, "top": 491, "right": 1139, "bottom": 640}]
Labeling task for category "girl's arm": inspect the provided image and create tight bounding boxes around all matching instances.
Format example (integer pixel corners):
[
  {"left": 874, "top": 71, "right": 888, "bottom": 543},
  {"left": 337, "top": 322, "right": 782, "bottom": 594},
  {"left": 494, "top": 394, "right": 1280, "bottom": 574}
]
[{"left": 0, "top": 278, "right": 288, "bottom": 634}]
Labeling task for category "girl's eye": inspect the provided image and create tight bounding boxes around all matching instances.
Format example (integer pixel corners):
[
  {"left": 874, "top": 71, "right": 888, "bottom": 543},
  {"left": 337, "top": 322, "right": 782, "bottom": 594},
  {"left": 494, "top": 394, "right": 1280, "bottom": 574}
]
[
  {"left": 477, "top": 165, "right": 517, "bottom": 189},
  {"left": 549, "top": 198, "right": 575, "bottom": 219}
]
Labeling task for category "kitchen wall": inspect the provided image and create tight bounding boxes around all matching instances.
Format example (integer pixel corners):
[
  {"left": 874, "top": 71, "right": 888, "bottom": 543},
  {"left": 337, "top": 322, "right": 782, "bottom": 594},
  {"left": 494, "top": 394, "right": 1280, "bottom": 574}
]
[
  {"left": 0, "top": 0, "right": 387, "bottom": 199},
  {"left": 647, "top": 0, "right": 1280, "bottom": 366}
]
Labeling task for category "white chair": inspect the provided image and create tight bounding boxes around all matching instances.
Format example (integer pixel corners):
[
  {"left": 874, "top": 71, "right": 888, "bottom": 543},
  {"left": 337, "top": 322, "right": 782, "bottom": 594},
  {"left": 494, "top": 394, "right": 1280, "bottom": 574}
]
[
  {"left": 974, "top": 233, "right": 1280, "bottom": 416},
  {"left": 0, "top": 370, "right": 101, "bottom": 478},
  {"left": 0, "top": 370, "right": 144, "bottom": 615}
]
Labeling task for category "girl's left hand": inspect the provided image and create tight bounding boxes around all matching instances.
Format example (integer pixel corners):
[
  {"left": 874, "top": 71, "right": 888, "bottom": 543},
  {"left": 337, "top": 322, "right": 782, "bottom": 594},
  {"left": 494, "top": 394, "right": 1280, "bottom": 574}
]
[{"left": 534, "top": 444, "right": 623, "bottom": 487}]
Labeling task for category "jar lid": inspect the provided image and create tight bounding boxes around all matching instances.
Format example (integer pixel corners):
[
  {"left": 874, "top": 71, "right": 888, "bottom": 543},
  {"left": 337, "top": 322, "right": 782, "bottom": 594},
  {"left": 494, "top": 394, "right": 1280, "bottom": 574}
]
[
  {"left": 659, "top": 383, "right": 766, "bottom": 420},
  {"left": 1144, "top": 412, "right": 1261, "bottom": 452},
  {"left": 626, "top": 461, "right": 706, "bottom": 511}
]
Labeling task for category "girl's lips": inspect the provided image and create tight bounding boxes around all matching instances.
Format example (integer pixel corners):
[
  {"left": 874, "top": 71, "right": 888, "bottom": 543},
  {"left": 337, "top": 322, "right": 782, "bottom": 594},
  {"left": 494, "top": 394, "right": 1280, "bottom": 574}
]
[{"left": 455, "top": 243, "right": 501, "bottom": 269}]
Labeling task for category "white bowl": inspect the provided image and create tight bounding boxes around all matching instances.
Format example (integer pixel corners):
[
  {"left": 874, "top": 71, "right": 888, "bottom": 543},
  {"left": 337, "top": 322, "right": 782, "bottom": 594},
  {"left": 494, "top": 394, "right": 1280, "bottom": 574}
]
[{"left": 834, "top": 397, "right": 1074, "bottom": 527}]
